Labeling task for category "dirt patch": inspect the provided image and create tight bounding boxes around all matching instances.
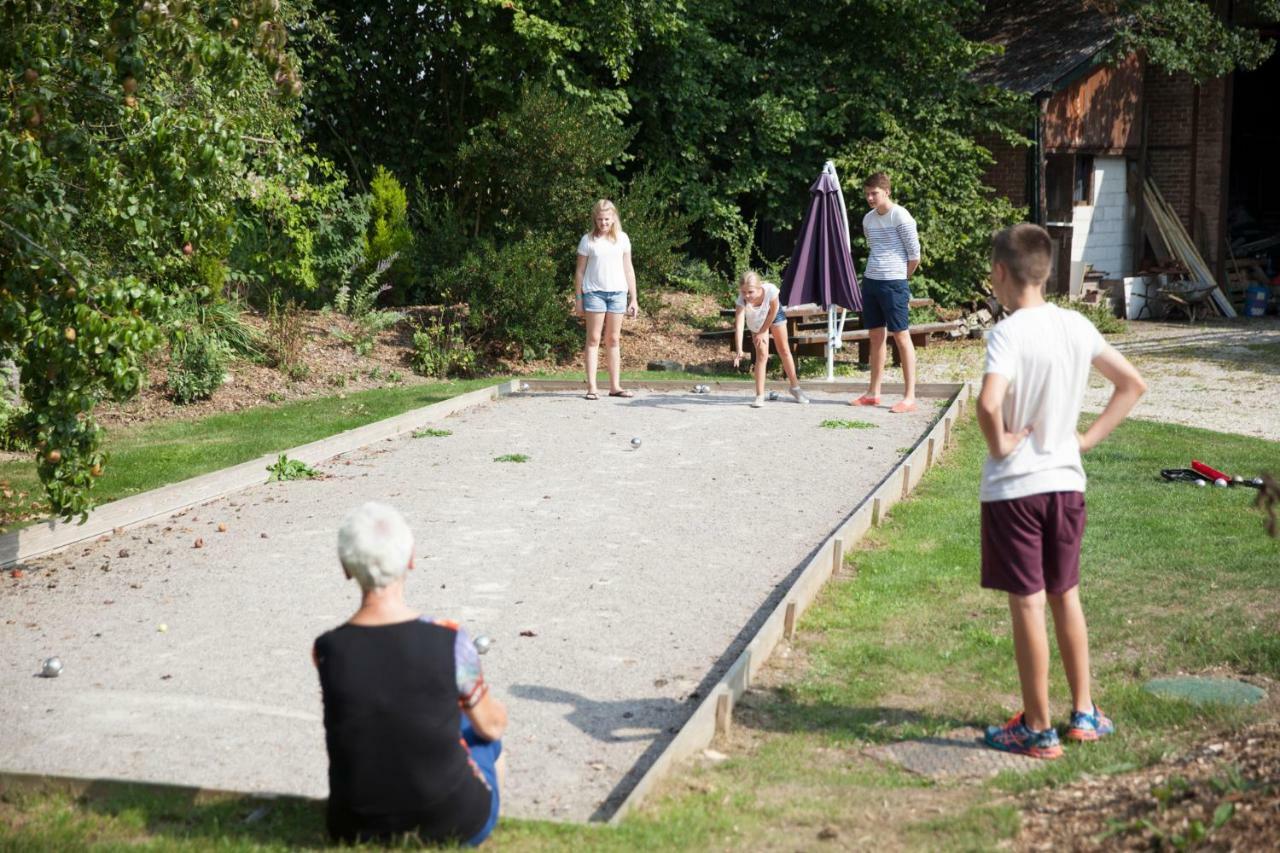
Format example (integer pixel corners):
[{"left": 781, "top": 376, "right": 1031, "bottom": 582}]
[
  {"left": 89, "top": 293, "right": 738, "bottom": 430},
  {"left": 1017, "top": 720, "right": 1280, "bottom": 851}
]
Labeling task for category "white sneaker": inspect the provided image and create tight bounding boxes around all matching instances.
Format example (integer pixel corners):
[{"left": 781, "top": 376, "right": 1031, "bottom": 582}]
[
  {"left": 790, "top": 387, "right": 810, "bottom": 404},
  {"left": 751, "top": 396, "right": 765, "bottom": 408}
]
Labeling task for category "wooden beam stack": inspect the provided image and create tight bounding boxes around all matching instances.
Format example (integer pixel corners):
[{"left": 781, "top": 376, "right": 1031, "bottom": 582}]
[{"left": 1142, "top": 178, "right": 1236, "bottom": 317}]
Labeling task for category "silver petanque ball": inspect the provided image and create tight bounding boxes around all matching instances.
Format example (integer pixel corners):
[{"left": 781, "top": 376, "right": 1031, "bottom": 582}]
[
  {"left": 630, "top": 437, "right": 642, "bottom": 448},
  {"left": 1195, "top": 479, "right": 1207, "bottom": 487},
  {"left": 473, "top": 635, "right": 492, "bottom": 655},
  {"left": 768, "top": 391, "right": 780, "bottom": 401},
  {"left": 40, "top": 656, "right": 63, "bottom": 678},
  {"left": 520, "top": 382, "right": 530, "bottom": 392},
  {"left": 1214, "top": 478, "right": 1228, "bottom": 488},
  {"left": 700, "top": 384, "right": 710, "bottom": 394}
]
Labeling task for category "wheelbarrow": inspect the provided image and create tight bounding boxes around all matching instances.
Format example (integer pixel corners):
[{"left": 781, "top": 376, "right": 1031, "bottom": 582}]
[{"left": 1151, "top": 279, "right": 1218, "bottom": 323}]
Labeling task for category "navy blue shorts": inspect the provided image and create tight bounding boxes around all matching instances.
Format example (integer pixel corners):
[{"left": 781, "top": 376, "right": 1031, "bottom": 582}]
[
  {"left": 861, "top": 278, "right": 910, "bottom": 332},
  {"left": 461, "top": 717, "right": 502, "bottom": 845}
]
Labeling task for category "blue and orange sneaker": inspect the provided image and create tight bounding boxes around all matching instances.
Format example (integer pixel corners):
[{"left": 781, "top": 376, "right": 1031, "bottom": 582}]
[
  {"left": 1065, "top": 705, "right": 1114, "bottom": 742},
  {"left": 984, "top": 712, "right": 1063, "bottom": 759}
]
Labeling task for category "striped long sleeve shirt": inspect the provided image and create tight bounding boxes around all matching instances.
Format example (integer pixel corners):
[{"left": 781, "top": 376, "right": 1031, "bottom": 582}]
[{"left": 862, "top": 205, "right": 920, "bottom": 280}]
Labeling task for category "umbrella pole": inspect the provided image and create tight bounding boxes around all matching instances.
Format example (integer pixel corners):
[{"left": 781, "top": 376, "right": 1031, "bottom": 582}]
[{"left": 827, "top": 310, "right": 836, "bottom": 382}]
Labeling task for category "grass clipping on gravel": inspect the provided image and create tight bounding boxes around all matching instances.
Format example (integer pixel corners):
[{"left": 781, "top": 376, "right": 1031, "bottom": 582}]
[
  {"left": 820, "top": 418, "right": 877, "bottom": 430},
  {"left": 494, "top": 453, "right": 529, "bottom": 463}
]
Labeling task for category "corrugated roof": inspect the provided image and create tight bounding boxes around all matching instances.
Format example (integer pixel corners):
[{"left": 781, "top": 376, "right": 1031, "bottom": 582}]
[{"left": 969, "top": 0, "right": 1123, "bottom": 95}]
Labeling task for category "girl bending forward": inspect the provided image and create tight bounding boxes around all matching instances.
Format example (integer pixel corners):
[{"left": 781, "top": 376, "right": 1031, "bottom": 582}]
[{"left": 733, "top": 271, "right": 809, "bottom": 408}]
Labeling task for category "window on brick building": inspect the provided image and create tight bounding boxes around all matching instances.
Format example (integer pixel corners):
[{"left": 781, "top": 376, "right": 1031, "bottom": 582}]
[
  {"left": 1073, "top": 155, "right": 1095, "bottom": 205},
  {"left": 1046, "top": 154, "right": 1073, "bottom": 221}
]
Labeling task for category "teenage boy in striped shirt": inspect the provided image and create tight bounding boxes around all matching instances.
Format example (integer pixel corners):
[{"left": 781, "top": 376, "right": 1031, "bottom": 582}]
[{"left": 851, "top": 172, "right": 921, "bottom": 414}]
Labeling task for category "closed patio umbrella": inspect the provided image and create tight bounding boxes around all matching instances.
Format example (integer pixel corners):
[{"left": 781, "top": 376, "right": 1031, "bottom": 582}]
[{"left": 780, "top": 161, "right": 861, "bottom": 381}]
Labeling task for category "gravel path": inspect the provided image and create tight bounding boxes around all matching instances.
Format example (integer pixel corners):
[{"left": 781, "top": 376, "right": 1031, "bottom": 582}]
[
  {"left": 0, "top": 387, "right": 943, "bottom": 822},
  {"left": 880, "top": 318, "right": 1280, "bottom": 441},
  {"left": 1085, "top": 317, "right": 1280, "bottom": 441}
]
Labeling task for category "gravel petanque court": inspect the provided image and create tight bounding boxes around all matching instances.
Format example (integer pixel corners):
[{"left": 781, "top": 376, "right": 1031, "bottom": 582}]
[{"left": 1, "top": 386, "right": 941, "bottom": 821}]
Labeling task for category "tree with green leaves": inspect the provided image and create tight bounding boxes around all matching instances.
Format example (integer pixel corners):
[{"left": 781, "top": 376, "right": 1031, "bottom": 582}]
[
  {"left": 624, "top": 0, "right": 1026, "bottom": 301},
  {"left": 1105, "top": 0, "right": 1280, "bottom": 81},
  {"left": 301, "top": 0, "right": 667, "bottom": 189},
  {"left": 1, "top": 0, "right": 305, "bottom": 519}
]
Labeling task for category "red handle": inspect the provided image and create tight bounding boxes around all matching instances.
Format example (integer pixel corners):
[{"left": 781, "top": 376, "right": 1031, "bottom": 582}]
[{"left": 1191, "top": 459, "right": 1230, "bottom": 482}]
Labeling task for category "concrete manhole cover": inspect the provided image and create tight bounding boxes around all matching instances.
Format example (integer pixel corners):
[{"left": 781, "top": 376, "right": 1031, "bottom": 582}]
[
  {"left": 865, "top": 728, "right": 1043, "bottom": 779},
  {"left": 1143, "top": 677, "right": 1266, "bottom": 707}
]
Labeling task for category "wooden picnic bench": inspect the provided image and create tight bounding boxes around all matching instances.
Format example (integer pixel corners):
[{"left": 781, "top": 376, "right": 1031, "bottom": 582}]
[{"left": 704, "top": 300, "right": 961, "bottom": 366}]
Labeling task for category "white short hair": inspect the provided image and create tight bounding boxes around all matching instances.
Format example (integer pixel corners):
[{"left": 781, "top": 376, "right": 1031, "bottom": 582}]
[{"left": 337, "top": 502, "right": 414, "bottom": 591}]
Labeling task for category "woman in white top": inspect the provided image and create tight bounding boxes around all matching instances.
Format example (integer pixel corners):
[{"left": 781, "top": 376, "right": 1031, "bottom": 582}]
[
  {"left": 732, "top": 271, "right": 809, "bottom": 408},
  {"left": 573, "top": 199, "right": 639, "bottom": 399}
]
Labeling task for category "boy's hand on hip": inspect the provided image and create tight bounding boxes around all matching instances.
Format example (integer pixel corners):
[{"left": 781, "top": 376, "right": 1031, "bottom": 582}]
[{"left": 994, "top": 426, "right": 1031, "bottom": 459}]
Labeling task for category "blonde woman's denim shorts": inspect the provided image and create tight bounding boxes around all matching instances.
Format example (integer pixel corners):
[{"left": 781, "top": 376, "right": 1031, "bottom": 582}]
[{"left": 582, "top": 290, "right": 627, "bottom": 314}]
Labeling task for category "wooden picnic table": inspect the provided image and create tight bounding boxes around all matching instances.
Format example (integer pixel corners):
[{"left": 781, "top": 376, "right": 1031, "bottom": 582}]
[{"left": 709, "top": 299, "right": 960, "bottom": 365}]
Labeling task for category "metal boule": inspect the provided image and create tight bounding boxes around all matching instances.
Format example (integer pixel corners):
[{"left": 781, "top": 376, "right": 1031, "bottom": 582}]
[
  {"left": 40, "top": 656, "right": 63, "bottom": 678},
  {"left": 473, "top": 635, "right": 492, "bottom": 655},
  {"left": 630, "top": 437, "right": 642, "bottom": 448}
]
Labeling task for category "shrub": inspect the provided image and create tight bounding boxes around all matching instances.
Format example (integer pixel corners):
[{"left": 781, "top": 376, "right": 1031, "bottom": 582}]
[
  {"left": 455, "top": 86, "right": 632, "bottom": 245},
  {"left": 229, "top": 156, "right": 351, "bottom": 306},
  {"left": 411, "top": 313, "right": 477, "bottom": 379},
  {"left": 409, "top": 182, "right": 472, "bottom": 298},
  {"left": 1050, "top": 295, "right": 1127, "bottom": 335},
  {"left": 618, "top": 172, "right": 690, "bottom": 292},
  {"left": 436, "top": 235, "right": 577, "bottom": 360},
  {"left": 669, "top": 258, "right": 727, "bottom": 295},
  {"left": 0, "top": 397, "right": 33, "bottom": 452},
  {"left": 265, "top": 296, "right": 308, "bottom": 375},
  {"left": 168, "top": 294, "right": 264, "bottom": 362},
  {"left": 313, "top": 192, "right": 373, "bottom": 302},
  {"left": 365, "top": 166, "right": 415, "bottom": 296},
  {"left": 331, "top": 256, "right": 405, "bottom": 356},
  {"left": 167, "top": 332, "right": 227, "bottom": 404}
]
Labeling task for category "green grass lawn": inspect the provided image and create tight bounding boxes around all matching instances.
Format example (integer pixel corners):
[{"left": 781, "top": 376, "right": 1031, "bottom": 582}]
[{"left": 3, "top": 406, "right": 1278, "bottom": 850}]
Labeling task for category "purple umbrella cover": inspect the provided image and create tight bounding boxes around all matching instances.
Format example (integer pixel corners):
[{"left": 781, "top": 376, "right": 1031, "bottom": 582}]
[{"left": 781, "top": 170, "right": 861, "bottom": 311}]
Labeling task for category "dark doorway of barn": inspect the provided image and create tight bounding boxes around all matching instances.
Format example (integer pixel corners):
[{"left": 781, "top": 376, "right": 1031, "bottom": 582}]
[{"left": 1228, "top": 41, "right": 1280, "bottom": 284}]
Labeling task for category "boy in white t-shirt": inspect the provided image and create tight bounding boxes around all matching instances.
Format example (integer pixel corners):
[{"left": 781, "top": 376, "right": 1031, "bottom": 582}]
[{"left": 977, "top": 224, "right": 1146, "bottom": 759}]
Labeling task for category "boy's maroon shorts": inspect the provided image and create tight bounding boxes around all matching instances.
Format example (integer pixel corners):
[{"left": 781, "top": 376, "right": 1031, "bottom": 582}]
[{"left": 980, "top": 491, "right": 1085, "bottom": 596}]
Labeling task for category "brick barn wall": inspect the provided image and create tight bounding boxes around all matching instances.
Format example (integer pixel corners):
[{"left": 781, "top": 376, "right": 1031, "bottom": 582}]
[
  {"left": 1144, "top": 69, "right": 1228, "bottom": 272},
  {"left": 978, "top": 132, "right": 1030, "bottom": 215}
]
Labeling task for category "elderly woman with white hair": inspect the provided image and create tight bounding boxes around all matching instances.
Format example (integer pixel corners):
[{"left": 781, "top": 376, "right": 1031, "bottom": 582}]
[{"left": 313, "top": 502, "right": 508, "bottom": 846}]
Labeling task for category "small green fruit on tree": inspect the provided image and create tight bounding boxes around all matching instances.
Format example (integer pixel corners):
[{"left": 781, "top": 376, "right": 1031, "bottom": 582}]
[{"left": 0, "top": 0, "right": 303, "bottom": 519}]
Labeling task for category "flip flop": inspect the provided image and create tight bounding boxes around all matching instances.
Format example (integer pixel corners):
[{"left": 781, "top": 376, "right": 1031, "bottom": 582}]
[
  {"left": 890, "top": 400, "right": 918, "bottom": 414},
  {"left": 608, "top": 390, "right": 634, "bottom": 398},
  {"left": 850, "top": 395, "right": 881, "bottom": 407},
  {"left": 584, "top": 392, "right": 599, "bottom": 400}
]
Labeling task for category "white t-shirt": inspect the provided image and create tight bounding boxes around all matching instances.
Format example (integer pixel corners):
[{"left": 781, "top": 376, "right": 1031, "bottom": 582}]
[
  {"left": 980, "top": 303, "right": 1107, "bottom": 502},
  {"left": 736, "top": 282, "right": 781, "bottom": 333},
  {"left": 576, "top": 231, "right": 632, "bottom": 293}
]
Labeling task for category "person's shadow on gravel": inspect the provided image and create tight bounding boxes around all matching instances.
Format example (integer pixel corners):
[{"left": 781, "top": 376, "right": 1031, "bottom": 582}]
[{"left": 509, "top": 684, "right": 694, "bottom": 743}]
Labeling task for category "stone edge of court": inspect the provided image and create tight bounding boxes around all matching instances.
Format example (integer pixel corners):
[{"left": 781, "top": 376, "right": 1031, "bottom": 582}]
[{"left": 606, "top": 380, "right": 971, "bottom": 824}]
